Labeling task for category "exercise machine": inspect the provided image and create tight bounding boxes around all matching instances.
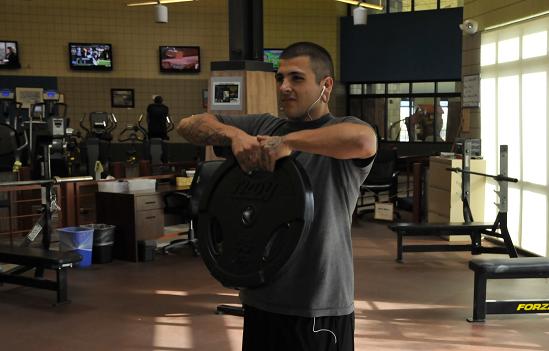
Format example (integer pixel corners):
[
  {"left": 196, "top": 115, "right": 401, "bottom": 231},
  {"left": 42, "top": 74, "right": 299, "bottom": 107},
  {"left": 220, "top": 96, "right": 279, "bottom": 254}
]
[
  {"left": 25, "top": 90, "right": 72, "bottom": 179},
  {"left": 0, "top": 89, "right": 28, "bottom": 174},
  {"left": 64, "top": 127, "right": 83, "bottom": 177},
  {"left": 118, "top": 118, "right": 147, "bottom": 178},
  {"left": 79, "top": 111, "right": 117, "bottom": 178},
  {"left": 138, "top": 114, "right": 174, "bottom": 173}
]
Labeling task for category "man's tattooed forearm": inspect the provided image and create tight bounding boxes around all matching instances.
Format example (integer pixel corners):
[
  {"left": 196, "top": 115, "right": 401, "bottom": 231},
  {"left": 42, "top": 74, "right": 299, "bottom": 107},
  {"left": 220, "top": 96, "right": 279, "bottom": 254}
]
[
  {"left": 263, "top": 136, "right": 283, "bottom": 150},
  {"left": 185, "top": 118, "right": 232, "bottom": 146}
]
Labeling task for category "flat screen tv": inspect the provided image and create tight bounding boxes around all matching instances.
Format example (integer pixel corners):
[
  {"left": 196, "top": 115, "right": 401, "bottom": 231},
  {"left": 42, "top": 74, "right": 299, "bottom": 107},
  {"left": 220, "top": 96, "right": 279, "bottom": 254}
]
[
  {"left": 263, "top": 48, "right": 283, "bottom": 71},
  {"left": 159, "top": 46, "right": 200, "bottom": 73},
  {"left": 0, "top": 40, "right": 20, "bottom": 69},
  {"left": 69, "top": 43, "right": 112, "bottom": 71}
]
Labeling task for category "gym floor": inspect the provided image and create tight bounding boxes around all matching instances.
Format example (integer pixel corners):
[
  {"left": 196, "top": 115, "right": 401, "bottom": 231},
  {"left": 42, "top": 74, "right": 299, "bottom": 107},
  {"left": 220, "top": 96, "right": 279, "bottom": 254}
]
[{"left": 1, "top": 217, "right": 548, "bottom": 351}]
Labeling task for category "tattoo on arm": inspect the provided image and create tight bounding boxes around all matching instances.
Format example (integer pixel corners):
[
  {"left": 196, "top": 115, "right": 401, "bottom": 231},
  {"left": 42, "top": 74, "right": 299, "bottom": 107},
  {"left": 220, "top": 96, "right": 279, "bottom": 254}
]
[
  {"left": 184, "top": 118, "right": 232, "bottom": 146},
  {"left": 263, "top": 136, "right": 283, "bottom": 150}
]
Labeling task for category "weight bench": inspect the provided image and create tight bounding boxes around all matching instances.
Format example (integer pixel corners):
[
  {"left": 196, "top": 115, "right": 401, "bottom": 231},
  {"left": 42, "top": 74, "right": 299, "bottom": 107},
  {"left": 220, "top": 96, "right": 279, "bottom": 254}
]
[
  {"left": 389, "top": 221, "right": 515, "bottom": 262},
  {"left": 389, "top": 143, "right": 518, "bottom": 262},
  {"left": 468, "top": 257, "right": 549, "bottom": 322},
  {"left": 0, "top": 245, "right": 82, "bottom": 304}
]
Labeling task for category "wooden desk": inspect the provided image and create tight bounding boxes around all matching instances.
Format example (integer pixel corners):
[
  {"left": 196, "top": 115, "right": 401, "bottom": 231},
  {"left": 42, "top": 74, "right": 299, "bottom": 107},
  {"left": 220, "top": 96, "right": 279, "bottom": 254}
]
[
  {"left": 397, "top": 154, "right": 431, "bottom": 197},
  {"left": 157, "top": 183, "right": 191, "bottom": 193},
  {"left": 95, "top": 184, "right": 190, "bottom": 262}
]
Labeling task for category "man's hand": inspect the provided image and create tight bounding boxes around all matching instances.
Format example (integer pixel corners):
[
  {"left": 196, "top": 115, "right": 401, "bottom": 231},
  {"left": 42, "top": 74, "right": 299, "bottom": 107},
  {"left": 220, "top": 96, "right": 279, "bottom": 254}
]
[
  {"left": 232, "top": 133, "right": 264, "bottom": 174},
  {"left": 257, "top": 135, "right": 292, "bottom": 172}
]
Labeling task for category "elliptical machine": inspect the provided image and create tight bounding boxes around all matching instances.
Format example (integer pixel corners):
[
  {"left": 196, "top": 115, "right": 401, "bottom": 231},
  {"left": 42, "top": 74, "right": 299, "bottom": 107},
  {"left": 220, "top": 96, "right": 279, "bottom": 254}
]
[
  {"left": 0, "top": 90, "right": 28, "bottom": 175},
  {"left": 118, "top": 117, "right": 147, "bottom": 178},
  {"left": 64, "top": 126, "right": 83, "bottom": 177},
  {"left": 138, "top": 113, "right": 174, "bottom": 174},
  {"left": 79, "top": 112, "right": 117, "bottom": 178}
]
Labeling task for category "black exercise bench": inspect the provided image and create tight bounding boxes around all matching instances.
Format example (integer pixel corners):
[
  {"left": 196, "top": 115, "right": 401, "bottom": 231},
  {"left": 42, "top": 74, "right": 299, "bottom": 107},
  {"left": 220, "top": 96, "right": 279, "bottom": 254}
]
[
  {"left": 388, "top": 221, "right": 516, "bottom": 262},
  {"left": 389, "top": 143, "right": 519, "bottom": 262},
  {"left": 468, "top": 257, "right": 549, "bottom": 322},
  {"left": 0, "top": 245, "right": 82, "bottom": 304}
]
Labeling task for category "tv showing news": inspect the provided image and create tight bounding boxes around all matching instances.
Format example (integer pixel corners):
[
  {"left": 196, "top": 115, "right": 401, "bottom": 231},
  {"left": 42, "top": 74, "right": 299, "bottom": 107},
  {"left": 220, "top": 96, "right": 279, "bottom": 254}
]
[
  {"left": 263, "top": 48, "right": 283, "bottom": 71},
  {"left": 159, "top": 46, "right": 200, "bottom": 73},
  {"left": 69, "top": 43, "right": 112, "bottom": 71},
  {"left": 0, "top": 40, "right": 20, "bottom": 69}
]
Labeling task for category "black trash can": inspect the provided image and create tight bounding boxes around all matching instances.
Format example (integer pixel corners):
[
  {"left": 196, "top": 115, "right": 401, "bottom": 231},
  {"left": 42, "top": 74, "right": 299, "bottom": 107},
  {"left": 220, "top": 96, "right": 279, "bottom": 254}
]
[
  {"left": 138, "top": 240, "right": 156, "bottom": 262},
  {"left": 83, "top": 224, "right": 116, "bottom": 264}
]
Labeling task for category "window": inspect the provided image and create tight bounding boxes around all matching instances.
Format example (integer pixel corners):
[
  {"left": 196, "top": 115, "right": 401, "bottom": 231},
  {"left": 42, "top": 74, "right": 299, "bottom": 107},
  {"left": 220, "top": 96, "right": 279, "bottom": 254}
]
[
  {"left": 414, "top": 0, "right": 436, "bottom": 11},
  {"left": 386, "top": 0, "right": 461, "bottom": 14},
  {"left": 440, "top": 0, "right": 462, "bottom": 8},
  {"left": 349, "top": 95, "right": 386, "bottom": 139},
  {"left": 389, "top": 0, "right": 411, "bottom": 13},
  {"left": 349, "top": 84, "right": 362, "bottom": 95},
  {"left": 412, "top": 82, "right": 435, "bottom": 93},
  {"left": 480, "top": 13, "right": 549, "bottom": 256},
  {"left": 347, "top": 81, "right": 460, "bottom": 142},
  {"left": 364, "top": 83, "right": 385, "bottom": 94},
  {"left": 388, "top": 82, "right": 409, "bottom": 94}
]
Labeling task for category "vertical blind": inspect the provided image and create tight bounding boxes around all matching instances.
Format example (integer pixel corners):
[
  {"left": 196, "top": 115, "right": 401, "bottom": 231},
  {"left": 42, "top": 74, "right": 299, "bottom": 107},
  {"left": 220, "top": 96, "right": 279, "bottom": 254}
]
[{"left": 481, "top": 13, "right": 549, "bottom": 256}]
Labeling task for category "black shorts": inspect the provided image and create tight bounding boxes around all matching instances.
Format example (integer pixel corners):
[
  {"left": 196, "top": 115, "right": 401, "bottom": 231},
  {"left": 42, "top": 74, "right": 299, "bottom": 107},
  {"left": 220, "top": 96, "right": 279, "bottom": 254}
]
[{"left": 242, "top": 305, "right": 354, "bottom": 351}]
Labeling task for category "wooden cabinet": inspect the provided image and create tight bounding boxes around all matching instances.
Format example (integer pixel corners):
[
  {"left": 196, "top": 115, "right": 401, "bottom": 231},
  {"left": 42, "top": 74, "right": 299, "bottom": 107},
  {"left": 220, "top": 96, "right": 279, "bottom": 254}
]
[
  {"left": 427, "top": 156, "right": 486, "bottom": 239},
  {"left": 96, "top": 191, "right": 164, "bottom": 261}
]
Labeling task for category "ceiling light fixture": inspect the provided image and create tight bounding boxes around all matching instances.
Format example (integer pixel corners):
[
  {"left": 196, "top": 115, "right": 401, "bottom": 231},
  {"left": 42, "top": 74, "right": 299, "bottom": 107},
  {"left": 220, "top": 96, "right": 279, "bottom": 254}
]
[
  {"left": 335, "top": 0, "right": 383, "bottom": 11},
  {"left": 126, "top": 0, "right": 194, "bottom": 7},
  {"left": 126, "top": 0, "right": 195, "bottom": 24},
  {"left": 155, "top": 3, "right": 168, "bottom": 23},
  {"left": 353, "top": 6, "right": 367, "bottom": 25}
]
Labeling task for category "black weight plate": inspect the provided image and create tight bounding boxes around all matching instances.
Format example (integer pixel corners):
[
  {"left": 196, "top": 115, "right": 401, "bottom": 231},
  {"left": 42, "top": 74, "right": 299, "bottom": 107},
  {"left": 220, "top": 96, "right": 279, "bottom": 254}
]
[{"left": 198, "top": 156, "right": 314, "bottom": 289}]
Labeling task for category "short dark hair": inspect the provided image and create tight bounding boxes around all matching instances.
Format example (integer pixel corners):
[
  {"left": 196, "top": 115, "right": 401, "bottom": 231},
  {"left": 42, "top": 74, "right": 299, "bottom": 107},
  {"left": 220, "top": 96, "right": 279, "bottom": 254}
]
[
  {"left": 280, "top": 42, "right": 334, "bottom": 83},
  {"left": 154, "top": 95, "right": 163, "bottom": 104}
]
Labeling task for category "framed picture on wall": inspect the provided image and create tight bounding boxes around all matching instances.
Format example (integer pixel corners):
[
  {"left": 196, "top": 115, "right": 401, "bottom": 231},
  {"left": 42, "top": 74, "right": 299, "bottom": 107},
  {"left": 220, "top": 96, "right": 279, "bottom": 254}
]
[
  {"left": 210, "top": 76, "right": 244, "bottom": 111},
  {"left": 111, "top": 88, "right": 134, "bottom": 108},
  {"left": 15, "top": 87, "right": 43, "bottom": 108}
]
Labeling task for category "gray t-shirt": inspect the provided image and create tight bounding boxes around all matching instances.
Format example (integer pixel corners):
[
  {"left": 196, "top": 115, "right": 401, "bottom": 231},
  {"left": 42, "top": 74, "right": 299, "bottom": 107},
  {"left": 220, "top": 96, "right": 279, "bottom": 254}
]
[{"left": 216, "top": 113, "right": 373, "bottom": 317}]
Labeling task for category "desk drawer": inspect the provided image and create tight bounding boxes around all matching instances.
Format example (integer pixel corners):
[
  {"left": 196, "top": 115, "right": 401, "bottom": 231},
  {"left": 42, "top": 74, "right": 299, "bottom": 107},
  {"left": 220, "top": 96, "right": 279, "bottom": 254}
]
[
  {"left": 135, "top": 209, "right": 164, "bottom": 240},
  {"left": 135, "top": 194, "right": 164, "bottom": 211}
]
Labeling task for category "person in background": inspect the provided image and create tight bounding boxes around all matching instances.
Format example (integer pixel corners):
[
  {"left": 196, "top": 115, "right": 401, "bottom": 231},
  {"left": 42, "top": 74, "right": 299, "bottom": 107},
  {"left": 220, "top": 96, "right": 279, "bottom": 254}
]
[
  {"left": 5, "top": 46, "right": 20, "bottom": 68},
  {"left": 146, "top": 95, "right": 169, "bottom": 140}
]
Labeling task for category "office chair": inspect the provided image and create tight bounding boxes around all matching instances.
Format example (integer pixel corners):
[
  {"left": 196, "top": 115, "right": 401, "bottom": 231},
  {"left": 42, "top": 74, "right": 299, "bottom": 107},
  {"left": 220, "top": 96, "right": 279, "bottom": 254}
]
[
  {"left": 163, "top": 160, "right": 225, "bottom": 255},
  {"left": 356, "top": 145, "right": 399, "bottom": 218}
]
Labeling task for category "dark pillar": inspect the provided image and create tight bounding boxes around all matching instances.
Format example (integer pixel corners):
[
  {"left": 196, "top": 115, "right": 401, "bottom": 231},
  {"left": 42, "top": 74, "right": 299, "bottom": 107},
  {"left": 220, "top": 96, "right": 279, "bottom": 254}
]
[{"left": 228, "top": 0, "right": 263, "bottom": 61}]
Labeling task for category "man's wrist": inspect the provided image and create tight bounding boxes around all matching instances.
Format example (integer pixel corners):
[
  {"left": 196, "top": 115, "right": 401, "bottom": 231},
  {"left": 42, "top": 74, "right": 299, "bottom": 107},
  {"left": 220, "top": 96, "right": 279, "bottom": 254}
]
[{"left": 280, "top": 134, "right": 294, "bottom": 152}]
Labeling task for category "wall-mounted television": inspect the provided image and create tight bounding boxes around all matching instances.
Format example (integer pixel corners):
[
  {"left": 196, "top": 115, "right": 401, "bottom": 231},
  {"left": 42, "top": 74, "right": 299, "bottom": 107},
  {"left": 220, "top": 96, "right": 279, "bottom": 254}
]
[
  {"left": 0, "top": 40, "right": 20, "bottom": 69},
  {"left": 69, "top": 43, "right": 112, "bottom": 71},
  {"left": 159, "top": 46, "right": 200, "bottom": 73},
  {"left": 263, "top": 48, "right": 283, "bottom": 71}
]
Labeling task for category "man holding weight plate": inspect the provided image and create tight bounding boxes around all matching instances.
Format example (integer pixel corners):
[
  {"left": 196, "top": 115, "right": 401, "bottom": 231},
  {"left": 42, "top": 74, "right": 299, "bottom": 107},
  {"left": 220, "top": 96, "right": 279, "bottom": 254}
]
[{"left": 177, "top": 42, "right": 377, "bottom": 351}]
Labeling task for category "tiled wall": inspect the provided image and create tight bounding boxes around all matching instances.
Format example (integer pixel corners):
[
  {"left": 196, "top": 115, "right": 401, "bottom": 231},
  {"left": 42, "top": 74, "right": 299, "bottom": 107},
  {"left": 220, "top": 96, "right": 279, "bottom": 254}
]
[
  {"left": 461, "top": 0, "right": 549, "bottom": 139},
  {"left": 0, "top": 0, "right": 349, "bottom": 141},
  {"left": 58, "top": 77, "right": 208, "bottom": 139}
]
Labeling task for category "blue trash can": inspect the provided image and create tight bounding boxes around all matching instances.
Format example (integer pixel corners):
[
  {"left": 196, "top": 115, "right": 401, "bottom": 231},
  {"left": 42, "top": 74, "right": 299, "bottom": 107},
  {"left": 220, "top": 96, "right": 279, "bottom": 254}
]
[{"left": 57, "top": 227, "right": 94, "bottom": 268}]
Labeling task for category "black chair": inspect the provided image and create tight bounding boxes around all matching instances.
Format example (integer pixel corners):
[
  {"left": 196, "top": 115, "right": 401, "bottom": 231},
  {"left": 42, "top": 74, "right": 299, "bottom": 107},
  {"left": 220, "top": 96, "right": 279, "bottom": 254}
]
[
  {"left": 356, "top": 145, "right": 399, "bottom": 218},
  {"left": 163, "top": 160, "right": 225, "bottom": 255}
]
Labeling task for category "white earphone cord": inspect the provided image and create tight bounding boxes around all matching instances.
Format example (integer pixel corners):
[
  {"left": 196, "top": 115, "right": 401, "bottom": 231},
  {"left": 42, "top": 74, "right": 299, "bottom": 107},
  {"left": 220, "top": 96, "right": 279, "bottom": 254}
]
[
  {"left": 305, "top": 85, "right": 326, "bottom": 121},
  {"left": 312, "top": 317, "right": 337, "bottom": 345}
]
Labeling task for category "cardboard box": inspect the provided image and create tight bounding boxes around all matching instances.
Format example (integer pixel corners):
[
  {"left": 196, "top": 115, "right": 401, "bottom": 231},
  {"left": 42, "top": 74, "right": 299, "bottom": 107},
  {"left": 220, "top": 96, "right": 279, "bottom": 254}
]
[
  {"left": 374, "top": 202, "right": 394, "bottom": 221},
  {"left": 97, "top": 180, "right": 128, "bottom": 193}
]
